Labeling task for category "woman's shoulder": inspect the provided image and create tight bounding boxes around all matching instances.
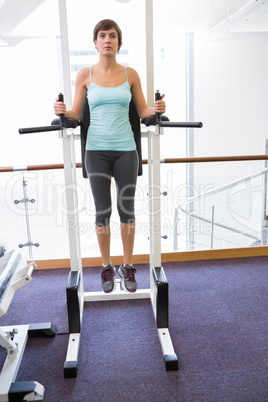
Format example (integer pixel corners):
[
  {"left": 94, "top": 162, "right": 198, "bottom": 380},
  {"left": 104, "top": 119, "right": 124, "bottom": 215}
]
[
  {"left": 126, "top": 67, "right": 140, "bottom": 86},
  {"left": 75, "top": 67, "right": 90, "bottom": 88},
  {"left": 126, "top": 66, "right": 138, "bottom": 76},
  {"left": 77, "top": 67, "right": 90, "bottom": 79},
  {"left": 127, "top": 67, "right": 140, "bottom": 88}
]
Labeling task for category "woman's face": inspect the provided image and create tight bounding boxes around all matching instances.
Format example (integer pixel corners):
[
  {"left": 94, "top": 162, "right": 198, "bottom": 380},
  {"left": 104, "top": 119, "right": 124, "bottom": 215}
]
[{"left": 95, "top": 29, "right": 119, "bottom": 55}]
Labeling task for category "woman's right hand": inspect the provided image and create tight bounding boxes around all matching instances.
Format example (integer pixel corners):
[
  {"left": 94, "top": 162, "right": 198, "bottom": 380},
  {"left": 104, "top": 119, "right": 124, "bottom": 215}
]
[{"left": 54, "top": 98, "right": 66, "bottom": 116}]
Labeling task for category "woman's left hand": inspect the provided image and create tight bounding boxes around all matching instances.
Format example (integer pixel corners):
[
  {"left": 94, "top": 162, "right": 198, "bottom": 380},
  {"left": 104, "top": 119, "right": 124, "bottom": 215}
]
[{"left": 154, "top": 93, "right": 166, "bottom": 114}]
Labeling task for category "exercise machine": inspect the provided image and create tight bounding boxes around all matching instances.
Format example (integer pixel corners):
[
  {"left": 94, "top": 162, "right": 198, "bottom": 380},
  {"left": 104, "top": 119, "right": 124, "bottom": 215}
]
[
  {"left": 19, "top": 92, "right": 202, "bottom": 377},
  {"left": 0, "top": 250, "right": 56, "bottom": 401}
]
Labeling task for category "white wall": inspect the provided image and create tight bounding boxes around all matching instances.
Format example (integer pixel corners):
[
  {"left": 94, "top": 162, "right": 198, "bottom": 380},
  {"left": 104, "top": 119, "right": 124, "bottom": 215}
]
[
  {"left": 179, "top": 33, "right": 268, "bottom": 250},
  {"left": 2, "top": 7, "right": 268, "bottom": 256},
  {"left": 194, "top": 32, "right": 268, "bottom": 178}
]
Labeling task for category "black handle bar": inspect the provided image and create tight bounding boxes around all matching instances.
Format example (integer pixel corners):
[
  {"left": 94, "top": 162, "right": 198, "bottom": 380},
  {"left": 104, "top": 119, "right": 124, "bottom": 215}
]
[
  {"left": 18, "top": 91, "right": 203, "bottom": 134},
  {"left": 19, "top": 125, "right": 62, "bottom": 134},
  {"left": 158, "top": 121, "right": 203, "bottom": 128},
  {"left": 58, "top": 92, "right": 65, "bottom": 128},
  {"left": 18, "top": 117, "right": 80, "bottom": 134},
  {"left": 149, "top": 90, "right": 203, "bottom": 128},
  {"left": 19, "top": 93, "right": 67, "bottom": 134},
  {"left": 155, "top": 90, "right": 161, "bottom": 124}
]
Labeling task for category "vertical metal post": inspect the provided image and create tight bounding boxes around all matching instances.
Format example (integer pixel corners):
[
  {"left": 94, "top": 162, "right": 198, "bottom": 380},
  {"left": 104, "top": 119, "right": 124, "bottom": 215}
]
[
  {"left": 148, "top": 127, "right": 161, "bottom": 286},
  {"left": 148, "top": 128, "right": 160, "bottom": 318},
  {"left": 145, "top": 0, "right": 154, "bottom": 106},
  {"left": 152, "top": 127, "right": 162, "bottom": 268},
  {"left": 57, "top": 0, "right": 83, "bottom": 377},
  {"left": 21, "top": 175, "right": 33, "bottom": 260},
  {"left": 61, "top": 131, "right": 83, "bottom": 379},
  {"left": 148, "top": 131, "right": 154, "bottom": 271},
  {"left": 262, "top": 139, "right": 268, "bottom": 244},
  {"left": 57, "top": 0, "right": 82, "bottom": 274},
  {"left": 61, "top": 133, "right": 82, "bottom": 274},
  {"left": 57, "top": 0, "right": 72, "bottom": 109},
  {"left": 147, "top": 126, "right": 178, "bottom": 370},
  {"left": 185, "top": 33, "right": 195, "bottom": 250},
  {"left": 211, "top": 205, "right": 215, "bottom": 249},
  {"left": 147, "top": 130, "right": 156, "bottom": 319},
  {"left": 173, "top": 208, "right": 178, "bottom": 251}
]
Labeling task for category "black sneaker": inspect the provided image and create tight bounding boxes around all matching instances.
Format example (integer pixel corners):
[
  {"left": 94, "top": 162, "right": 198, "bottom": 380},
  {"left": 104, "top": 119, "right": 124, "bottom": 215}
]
[
  {"left": 118, "top": 263, "right": 137, "bottom": 293},
  {"left": 101, "top": 264, "right": 116, "bottom": 293}
]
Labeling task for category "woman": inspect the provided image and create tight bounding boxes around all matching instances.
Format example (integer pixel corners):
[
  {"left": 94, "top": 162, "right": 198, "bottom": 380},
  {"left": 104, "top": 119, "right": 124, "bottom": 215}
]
[{"left": 54, "top": 19, "right": 165, "bottom": 294}]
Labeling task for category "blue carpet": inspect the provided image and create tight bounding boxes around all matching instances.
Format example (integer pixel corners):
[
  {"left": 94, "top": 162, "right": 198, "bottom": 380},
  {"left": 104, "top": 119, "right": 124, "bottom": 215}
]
[{"left": 0, "top": 257, "right": 267, "bottom": 401}]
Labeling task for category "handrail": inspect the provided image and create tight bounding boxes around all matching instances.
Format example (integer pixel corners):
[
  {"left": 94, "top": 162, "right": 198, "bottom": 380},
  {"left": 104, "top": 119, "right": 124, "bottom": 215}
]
[
  {"left": 0, "top": 163, "right": 82, "bottom": 173},
  {"left": 158, "top": 155, "right": 268, "bottom": 163},
  {"left": 179, "top": 210, "right": 259, "bottom": 241},
  {"left": 174, "top": 167, "right": 268, "bottom": 250},
  {"left": 1, "top": 154, "right": 268, "bottom": 173},
  {"left": 176, "top": 166, "right": 268, "bottom": 211}
]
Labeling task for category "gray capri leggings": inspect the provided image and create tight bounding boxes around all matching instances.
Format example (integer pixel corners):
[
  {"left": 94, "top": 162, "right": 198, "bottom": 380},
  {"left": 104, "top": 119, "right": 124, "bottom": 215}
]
[{"left": 85, "top": 150, "right": 139, "bottom": 227}]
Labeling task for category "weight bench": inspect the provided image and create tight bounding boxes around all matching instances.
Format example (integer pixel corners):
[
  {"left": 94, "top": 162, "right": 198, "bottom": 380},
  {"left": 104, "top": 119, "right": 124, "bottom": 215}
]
[{"left": 0, "top": 250, "right": 56, "bottom": 402}]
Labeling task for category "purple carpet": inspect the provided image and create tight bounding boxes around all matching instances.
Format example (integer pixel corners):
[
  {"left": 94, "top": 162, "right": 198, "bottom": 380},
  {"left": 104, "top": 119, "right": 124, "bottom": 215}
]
[{"left": 0, "top": 256, "right": 267, "bottom": 401}]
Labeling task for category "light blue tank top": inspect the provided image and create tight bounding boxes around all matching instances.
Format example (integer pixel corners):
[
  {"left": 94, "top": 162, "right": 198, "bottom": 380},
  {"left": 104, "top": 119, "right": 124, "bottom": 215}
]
[{"left": 86, "top": 67, "right": 136, "bottom": 151}]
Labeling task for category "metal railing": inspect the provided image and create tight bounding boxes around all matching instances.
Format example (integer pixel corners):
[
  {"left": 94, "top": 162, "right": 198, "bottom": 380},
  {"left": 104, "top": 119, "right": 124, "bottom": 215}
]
[
  {"left": 2, "top": 154, "right": 268, "bottom": 258},
  {"left": 174, "top": 165, "right": 268, "bottom": 251}
]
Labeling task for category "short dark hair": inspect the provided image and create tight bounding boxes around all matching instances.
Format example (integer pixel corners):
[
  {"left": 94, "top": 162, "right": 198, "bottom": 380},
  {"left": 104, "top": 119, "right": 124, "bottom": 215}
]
[{"left": 93, "top": 19, "right": 122, "bottom": 52}]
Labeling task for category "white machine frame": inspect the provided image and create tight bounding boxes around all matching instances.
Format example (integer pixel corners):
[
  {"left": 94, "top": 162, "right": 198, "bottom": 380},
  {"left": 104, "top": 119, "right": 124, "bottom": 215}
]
[
  {"left": 61, "top": 120, "right": 178, "bottom": 378},
  {"left": 0, "top": 250, "right": 56, "bottom": 402},
  {"left": 18, "top": 105, "right": 202, "bottom": 378}
]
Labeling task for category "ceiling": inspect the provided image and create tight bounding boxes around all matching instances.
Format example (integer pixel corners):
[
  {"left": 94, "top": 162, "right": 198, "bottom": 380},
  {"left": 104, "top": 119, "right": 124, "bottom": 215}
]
[
  {"left": 0, "top": 0, "right": 46, "bottom": 36},
  {"left": 0, "top": 0, "right": 268, "bottom": 44}
]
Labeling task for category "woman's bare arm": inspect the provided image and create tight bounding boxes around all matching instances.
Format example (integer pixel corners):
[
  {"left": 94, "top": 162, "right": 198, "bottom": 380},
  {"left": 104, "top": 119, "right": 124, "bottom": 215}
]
[
  {"left": 128, "top": 67, "right": 165, "bottom": 120},
  {"left": 54, "top": 68, "right": 89, "bottom": 120}
]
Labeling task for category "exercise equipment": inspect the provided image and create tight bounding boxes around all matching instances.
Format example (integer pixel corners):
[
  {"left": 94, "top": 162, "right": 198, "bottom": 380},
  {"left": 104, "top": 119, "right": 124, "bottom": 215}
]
[
  {"left": 19, "top": 92, "right": 202, "bottom": 378},
  {"left": 14, "top": 174, "right": 39, "bottom": 258},
  {"left": 0, "top": 250, "right": 56, "bottom": 401}
]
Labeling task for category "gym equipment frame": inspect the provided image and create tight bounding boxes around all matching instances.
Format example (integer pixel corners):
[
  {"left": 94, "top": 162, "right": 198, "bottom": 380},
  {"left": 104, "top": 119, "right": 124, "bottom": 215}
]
[
  {"left": 19, "top": 93, "right": 202, "bottom": 377},
  {"left": 0, "top": 250, "right": 56, "bottom": 401}
]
